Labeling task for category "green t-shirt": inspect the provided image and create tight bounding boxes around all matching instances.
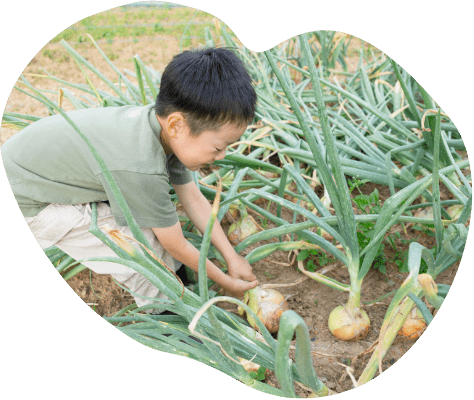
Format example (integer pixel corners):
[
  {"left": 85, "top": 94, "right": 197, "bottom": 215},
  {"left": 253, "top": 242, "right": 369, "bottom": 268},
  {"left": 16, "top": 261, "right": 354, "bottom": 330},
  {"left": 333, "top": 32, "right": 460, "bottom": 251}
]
[{"left": 1, "top": 103, "right": 193, "bottom": 228}]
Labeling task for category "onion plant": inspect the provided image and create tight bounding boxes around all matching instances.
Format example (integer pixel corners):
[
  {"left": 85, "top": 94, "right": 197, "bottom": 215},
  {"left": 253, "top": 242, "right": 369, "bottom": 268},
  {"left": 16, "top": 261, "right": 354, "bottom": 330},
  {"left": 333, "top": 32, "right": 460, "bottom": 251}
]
[
  {"left": 357, "top": 209, "right": 469, "bottom": 383},
  {"left": 261, "top": 34, "right": 370, "bottom": 340}
]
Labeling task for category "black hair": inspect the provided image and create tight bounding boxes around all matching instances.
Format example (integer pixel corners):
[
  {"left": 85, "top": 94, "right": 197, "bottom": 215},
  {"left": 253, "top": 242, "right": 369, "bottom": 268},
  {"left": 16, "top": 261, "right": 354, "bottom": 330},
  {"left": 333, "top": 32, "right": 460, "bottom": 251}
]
[{"left": 155, "top": 47, "right": 256, "bottom": 135}]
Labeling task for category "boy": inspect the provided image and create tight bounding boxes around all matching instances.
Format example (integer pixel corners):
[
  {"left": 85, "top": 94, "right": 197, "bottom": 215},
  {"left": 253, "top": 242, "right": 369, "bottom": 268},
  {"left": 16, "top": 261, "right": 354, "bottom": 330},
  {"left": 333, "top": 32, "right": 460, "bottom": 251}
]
[{"left": 1, "top": 47, "right": 259, "bottom": 311}]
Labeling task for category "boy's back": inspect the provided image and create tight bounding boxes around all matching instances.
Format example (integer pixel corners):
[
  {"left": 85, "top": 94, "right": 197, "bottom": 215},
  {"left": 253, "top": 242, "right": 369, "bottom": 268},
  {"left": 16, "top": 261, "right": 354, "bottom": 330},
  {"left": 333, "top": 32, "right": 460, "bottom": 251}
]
[{"left": 2, "top": 103, "right": 192, "bottom": 227}]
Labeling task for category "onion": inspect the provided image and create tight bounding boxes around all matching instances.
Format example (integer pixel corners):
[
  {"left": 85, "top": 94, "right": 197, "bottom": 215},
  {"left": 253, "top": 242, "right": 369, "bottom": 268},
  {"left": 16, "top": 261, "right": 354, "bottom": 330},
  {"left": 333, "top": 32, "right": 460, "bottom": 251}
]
[
  {"left": 328, "top": 305, "right": 370, "bottom": 341},
  {"left": 228, "top": 210, "right": 260, "bottom": 246},
  {"left": 238, "top": 287, "right": 289, "bottom": 334},
  {"left": 260, "top": 170, "right": 279, "bottom": 180},
  {"left": 414, "top": 204, "right": 464, "bottom": 226},
  {"left": 446, "top": 204, "right": 464, "bottom": 220},
  {"left": 398, "top": 306, "right": 426, "bottom": 339},
  {"left": 222, "top": 204, "right": 240, "bottom": 224},
  {"left": 414, "top": 206, "right": 433, "bottom": 220}
]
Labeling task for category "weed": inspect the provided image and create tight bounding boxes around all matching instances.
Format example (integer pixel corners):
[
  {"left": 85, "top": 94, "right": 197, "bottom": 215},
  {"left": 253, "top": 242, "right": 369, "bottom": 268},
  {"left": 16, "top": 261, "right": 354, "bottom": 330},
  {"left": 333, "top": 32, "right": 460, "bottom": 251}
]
[
  {"left": 42, "top": 49, "right": 55, "bottom": 60},
  {"left": 256, "top": 200, "right": 272, "bottom": 229},
  {"left": 352, "top": 189, "right": 431, "bottom": 274},
  {"left": 297, "top": 248, "right": 331, "bottom": 272},
  {"left": 412, "top": 224, "right": 436, "bottom": 237},
  {"left": 154, "top": 23, "right": 165, "bottom": 34},
  {"left": 249, "top": 366, "right": 267, "bottom": 381},
  {"left": 353, "top": 189, "right": 389, "bottom": 273},
  {"left": 348, "top": 178, "right": 369, "bottom": 195},
  {"left": 107, "top": 53, "right": 119, "bottom": 61},
  {"left": 41, "top": 49, "right": 69, "bottom": 63}
]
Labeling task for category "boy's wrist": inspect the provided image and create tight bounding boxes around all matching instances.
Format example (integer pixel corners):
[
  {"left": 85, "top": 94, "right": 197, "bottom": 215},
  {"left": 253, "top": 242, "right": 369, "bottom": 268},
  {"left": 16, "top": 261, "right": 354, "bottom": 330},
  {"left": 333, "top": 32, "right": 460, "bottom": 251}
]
[
  {"left": 224, "top": 251, "right": 242, "bottom": 266},
  {"left": 218, "top": 272, "right": 237, "bottom": 291},
  {"left": 218, "top": 273, "right": 237, "bottom": 291}
]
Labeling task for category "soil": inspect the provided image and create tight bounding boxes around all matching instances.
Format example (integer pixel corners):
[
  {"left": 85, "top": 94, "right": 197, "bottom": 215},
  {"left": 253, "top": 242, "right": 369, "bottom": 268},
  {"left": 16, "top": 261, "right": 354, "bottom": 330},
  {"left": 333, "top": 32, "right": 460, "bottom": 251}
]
[{"left": 0, "top": 22, "right": 465, "bottom": 397}]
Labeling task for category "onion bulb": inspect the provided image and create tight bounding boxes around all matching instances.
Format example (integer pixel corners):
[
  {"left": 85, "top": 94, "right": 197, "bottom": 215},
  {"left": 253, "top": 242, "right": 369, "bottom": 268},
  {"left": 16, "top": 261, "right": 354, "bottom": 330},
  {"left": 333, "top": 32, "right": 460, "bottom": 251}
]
[
  {"left": 414, "top": 207, "right": 433, "bottom": 220},
  {"left": 238, "top": 287, "right": 289, "bottom": 334},
  {"left": 414, "top": 204, "right": 464, "bottom": 226},
  {"left": 398, "top": 306, "right": 426, "bottom": 339},
  {"left": 446, "top": 204, "right": 464, "bottom": 220},
  {"left": 228, "top": 209, "right": 260, "bottom": 246},
  {"left": 222, "top": 204, "right": 240, "bottom": 224},
  {"left": 328, "top": 305, "right": 370, "bottom": 341}
]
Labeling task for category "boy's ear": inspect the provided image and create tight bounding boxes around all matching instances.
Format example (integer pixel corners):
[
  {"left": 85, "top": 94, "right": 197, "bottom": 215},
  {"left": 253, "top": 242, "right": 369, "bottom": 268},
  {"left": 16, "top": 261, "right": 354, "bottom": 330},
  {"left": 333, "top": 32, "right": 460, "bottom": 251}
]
[{"left": 167, "top": 113, "right": 186, "bottom": 138}]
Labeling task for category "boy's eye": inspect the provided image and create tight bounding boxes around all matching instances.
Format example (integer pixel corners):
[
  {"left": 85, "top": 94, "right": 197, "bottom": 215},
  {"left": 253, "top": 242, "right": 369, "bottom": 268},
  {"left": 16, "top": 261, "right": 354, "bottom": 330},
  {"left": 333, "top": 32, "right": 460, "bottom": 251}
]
[{"left": 215, "top": 148, "right": 222, "bottom": 152}]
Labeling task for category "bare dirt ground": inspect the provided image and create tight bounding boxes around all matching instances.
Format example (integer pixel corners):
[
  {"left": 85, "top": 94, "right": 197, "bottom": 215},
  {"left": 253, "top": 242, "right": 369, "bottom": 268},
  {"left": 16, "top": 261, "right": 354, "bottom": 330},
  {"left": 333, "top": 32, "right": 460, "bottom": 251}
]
[{"left": 0, "top": 31, "right": 463, "bottom": 397}]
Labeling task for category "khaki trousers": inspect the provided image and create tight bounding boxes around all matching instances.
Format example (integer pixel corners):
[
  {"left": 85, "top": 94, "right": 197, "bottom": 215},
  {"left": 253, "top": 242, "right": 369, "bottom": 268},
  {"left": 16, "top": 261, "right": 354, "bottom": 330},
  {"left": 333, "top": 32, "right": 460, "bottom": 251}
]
[{"left": 25, "top": 202, "right": 177, "bottom": 310}]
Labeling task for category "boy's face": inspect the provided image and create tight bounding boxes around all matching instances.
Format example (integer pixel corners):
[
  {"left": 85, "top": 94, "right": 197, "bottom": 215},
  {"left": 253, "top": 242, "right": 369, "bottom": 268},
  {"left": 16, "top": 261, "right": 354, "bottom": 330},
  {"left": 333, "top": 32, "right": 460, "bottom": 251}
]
[{"left": 165, "top": 116, "right": 247, "bottom": 171}]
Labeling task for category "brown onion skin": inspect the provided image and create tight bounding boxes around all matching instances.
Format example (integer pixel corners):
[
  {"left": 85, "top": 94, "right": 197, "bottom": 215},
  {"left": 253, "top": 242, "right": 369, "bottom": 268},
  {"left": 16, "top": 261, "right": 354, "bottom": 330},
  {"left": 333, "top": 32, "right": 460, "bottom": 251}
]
[{"left": 398, "top": 308, "right": 427, "bottom": 339}]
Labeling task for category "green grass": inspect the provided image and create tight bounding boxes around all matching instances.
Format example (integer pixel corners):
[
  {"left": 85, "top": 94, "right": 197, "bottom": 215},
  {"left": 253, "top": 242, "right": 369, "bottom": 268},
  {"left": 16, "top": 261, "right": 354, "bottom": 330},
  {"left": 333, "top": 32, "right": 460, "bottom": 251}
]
[
  {"left": 42, "top": 48, "right": 70, "bottom": 62},
  {"left": 50, "top": 6, "right": 216, "bottom": 44},
  {"left": 297, "top": 248, "right": 331, "bottom": 272}
]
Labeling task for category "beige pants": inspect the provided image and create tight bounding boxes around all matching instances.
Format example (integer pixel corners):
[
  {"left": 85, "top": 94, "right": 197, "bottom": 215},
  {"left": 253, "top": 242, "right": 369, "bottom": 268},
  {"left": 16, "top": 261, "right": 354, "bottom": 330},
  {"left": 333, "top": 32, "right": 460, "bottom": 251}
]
[{"left": 25, "top": 202, "right": 178, "bottom": 310}]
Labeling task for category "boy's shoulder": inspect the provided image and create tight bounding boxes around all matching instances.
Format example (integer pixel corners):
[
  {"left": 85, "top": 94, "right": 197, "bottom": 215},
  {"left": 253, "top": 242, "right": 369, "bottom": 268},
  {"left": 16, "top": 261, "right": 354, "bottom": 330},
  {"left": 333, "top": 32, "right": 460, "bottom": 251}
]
[
  {"left": 69, "top": 103, "right": 163, "bottom": 167},
  {"left": 6, "top": 103, "right": 155, "bottom": 137},
  {"left": 64, "top": 104, "right": 154, "bottom": 122},
  {"left": 3, "top": 103, "right": 165, "bottom": 174}
]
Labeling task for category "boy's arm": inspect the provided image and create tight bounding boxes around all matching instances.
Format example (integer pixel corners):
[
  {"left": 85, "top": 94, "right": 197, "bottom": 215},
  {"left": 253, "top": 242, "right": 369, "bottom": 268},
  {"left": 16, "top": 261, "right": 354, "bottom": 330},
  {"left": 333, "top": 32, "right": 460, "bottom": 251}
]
[
  {"left": 172, "top": 181, "right": 257, "bottom": 282},
  {"left": 152, "top": 222, "right": 257, "bottom": 297}
]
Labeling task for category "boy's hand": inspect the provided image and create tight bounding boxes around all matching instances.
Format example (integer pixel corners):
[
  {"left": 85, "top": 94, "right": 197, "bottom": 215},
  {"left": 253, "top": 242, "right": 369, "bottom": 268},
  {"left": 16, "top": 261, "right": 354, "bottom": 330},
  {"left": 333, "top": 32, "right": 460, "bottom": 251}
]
[
  {"left": 224, "top": 276, "right": 258, "bottom": 298},
  {"left": 227, "top": 255, "right": 257, "bottom": 282},
  {"left": 153, "top": 223, "right": 257, "bottom": 298}
]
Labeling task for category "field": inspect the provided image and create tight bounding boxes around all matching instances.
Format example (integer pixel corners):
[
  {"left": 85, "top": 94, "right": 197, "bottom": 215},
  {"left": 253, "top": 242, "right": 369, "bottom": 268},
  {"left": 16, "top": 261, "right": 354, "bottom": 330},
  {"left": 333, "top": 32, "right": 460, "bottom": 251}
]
[
  {"left": 1, "top": 4, "right": 217, "bottom": 143},
  {"left": 1, "top": 2, "right": 470, "bottom": 398}
]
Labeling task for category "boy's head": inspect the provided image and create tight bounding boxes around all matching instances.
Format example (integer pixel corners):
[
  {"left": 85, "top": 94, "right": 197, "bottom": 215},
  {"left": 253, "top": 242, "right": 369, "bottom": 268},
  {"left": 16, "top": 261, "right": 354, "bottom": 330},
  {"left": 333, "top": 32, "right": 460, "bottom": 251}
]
[{"left": 155, "top": 47, "right": 256, "bottom": 136}]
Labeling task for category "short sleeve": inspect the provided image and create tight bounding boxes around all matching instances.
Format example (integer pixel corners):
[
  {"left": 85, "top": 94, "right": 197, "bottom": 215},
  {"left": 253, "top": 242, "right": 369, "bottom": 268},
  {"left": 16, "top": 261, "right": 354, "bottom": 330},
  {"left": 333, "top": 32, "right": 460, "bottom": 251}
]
[
  {"left": 166, "top": 154, "right": 193, "bottom": 185},
  {"left": 97, "top": 171, "right": 178, "bottom": 228}
]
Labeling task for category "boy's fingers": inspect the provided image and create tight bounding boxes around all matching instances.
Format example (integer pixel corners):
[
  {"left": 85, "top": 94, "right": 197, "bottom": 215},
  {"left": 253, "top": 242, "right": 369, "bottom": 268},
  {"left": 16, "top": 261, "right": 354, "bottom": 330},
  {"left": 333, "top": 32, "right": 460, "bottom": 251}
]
[
  {"left": 243, "top": 272, "right": 257, "bottom": 281},
  {"left": 245, "top": 271, "right": 257, "bottom": 281},
  {"left": 248, "top": 280, "right": 258, "bottom": 289}
]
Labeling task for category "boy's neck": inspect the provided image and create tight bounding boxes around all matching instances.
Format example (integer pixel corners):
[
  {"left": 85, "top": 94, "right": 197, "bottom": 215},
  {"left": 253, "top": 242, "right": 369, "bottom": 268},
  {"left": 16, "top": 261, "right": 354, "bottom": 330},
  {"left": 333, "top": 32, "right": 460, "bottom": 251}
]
[{"left": 156, "top": 115, "right": 173, "bottom": 155}]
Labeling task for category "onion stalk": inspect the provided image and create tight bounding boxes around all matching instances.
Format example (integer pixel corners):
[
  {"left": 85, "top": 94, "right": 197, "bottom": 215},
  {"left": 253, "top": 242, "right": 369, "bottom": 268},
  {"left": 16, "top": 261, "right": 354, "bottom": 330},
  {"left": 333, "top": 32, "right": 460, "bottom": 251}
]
[{"left": 265, "top": 35, "right": 372, "bottom": 342}]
